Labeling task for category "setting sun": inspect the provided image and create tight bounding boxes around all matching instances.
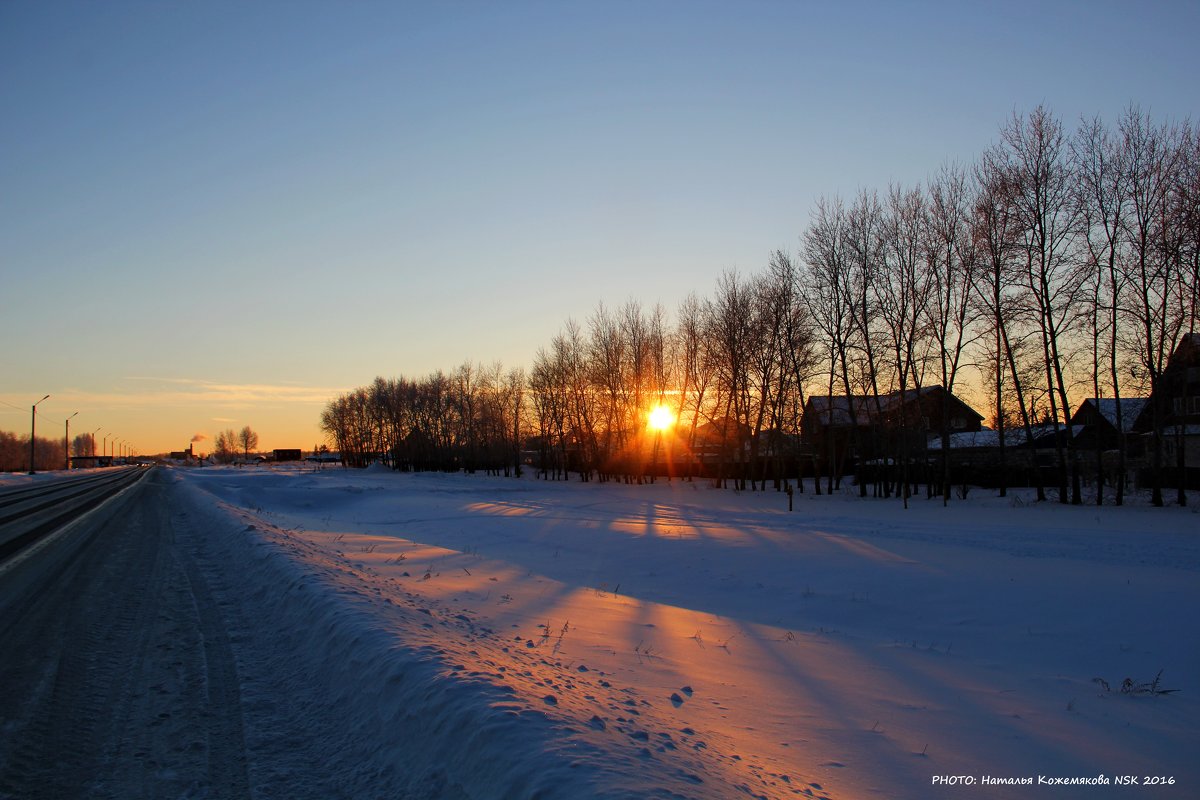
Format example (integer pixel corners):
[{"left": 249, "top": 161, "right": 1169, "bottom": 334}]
[{"left": 647, "top": 405, "right": 675, "bottom": 431}]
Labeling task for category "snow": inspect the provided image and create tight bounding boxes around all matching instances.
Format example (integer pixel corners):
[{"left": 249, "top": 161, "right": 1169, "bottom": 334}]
[
  {"left": 171, "top": 465, "right": 1198, "bottom": 799},
  {"left": 928, "top": 425, "right": 1061, "bottom": 449}
]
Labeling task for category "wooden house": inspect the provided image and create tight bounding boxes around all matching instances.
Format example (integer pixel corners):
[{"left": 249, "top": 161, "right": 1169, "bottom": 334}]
[
  {"left": 802, "top": 386, "right": 984, "bottom": 470},
  {"left": 1132, "top": 333, "right": 1200, "bottom": 489}
]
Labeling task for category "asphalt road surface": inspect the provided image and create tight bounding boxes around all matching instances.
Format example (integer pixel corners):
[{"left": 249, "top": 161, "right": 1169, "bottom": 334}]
[{"left": 0, "top": 468, "right": 252, "bottom": 800}]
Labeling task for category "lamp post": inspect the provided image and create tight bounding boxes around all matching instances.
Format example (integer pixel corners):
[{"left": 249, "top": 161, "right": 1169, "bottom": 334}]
[
  {"left": 64, "top": 411, "right": 78, "bottom": 470},
  {"left": 90, "top": 427, "right": 102, "bottom": 458},
  {"left": 29, "top": 394, "right": 50, "bottom": 474}
]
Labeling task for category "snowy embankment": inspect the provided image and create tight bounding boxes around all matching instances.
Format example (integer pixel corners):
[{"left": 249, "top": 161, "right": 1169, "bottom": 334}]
[{"left": 177, "top": 466, "right": 1199, "bottom": 799}]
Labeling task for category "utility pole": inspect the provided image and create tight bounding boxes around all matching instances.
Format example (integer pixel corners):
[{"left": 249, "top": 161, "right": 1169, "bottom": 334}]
[
  {"left": 65, "top": 411, "right": 78, "bottom": 470},
  {"left": 29, "top": 394, "right": 49, "bottom": 474}
]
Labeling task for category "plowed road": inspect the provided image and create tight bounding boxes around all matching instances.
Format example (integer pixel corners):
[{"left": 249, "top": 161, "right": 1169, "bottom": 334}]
[{"left": 0, "top": 468, "right": 253, "bottom": 799}]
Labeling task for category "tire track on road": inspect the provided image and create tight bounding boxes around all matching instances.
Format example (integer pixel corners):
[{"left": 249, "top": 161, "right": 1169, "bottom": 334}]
[{"left": 0, "top": 469, "right": 252, "bottom": 800}]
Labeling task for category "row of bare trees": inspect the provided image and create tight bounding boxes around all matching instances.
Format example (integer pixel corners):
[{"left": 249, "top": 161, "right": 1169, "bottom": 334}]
[
  {"left": 0, "top": 430, "right": 110, "bottom": 472},
  {"left": 322, "top": 105, "right": 1197, "bottom": 505},
  {"left": 527, "top": 262, "right": 819, "bottom": 489},
  {"left": 0, "top": 431, "right": 64, "bottom": 472},
  {"left": 210, "top": 426, "right": 261, "bottom": 464},
  {"left": 975, "top": 105, "right": 1196, "bottom": 506},
  {"left": 321, "top": 365, "right": 526, "bottom": 473}
]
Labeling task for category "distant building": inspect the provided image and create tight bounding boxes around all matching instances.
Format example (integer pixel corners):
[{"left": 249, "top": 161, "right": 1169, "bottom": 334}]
[
  {"left": 170, "top": 443, "right": 198, "bottom": 462},
  {"left": 273, "top": 449, "right": 303, "bottom": 462}
]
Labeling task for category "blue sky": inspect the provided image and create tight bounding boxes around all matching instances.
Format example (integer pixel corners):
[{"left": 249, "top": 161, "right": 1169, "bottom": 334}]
[{"left": 2, "top": 0, "right": 1197, "bottom": 454}]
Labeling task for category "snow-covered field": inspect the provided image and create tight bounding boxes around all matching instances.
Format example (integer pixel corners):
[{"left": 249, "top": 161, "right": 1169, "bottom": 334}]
[{"left": 165, "top": 466, "right": 1197, "bottom": 798}]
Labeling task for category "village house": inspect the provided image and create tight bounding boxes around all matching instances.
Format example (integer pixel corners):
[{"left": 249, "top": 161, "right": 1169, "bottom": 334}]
[
  {"left": 1131, "top": 333, "right": 1200, "bottom": 490},
  {"left": 1069, "top": 397, "right": 1150, "bottom": 452},
  {"left": 802, "top": 386, "right": 984, "bottom": 478}
]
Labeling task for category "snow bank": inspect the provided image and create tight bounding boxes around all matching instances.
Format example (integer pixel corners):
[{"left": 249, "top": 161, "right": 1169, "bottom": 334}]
[
  {"left": 177, "top": 467, "right": 1200, "bottom": 799},
  {"left": 175, "top": 471, "right": 738, "bottom": 799}
]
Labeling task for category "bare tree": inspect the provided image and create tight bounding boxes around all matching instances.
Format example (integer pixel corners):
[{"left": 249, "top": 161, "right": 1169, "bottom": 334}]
[
  {"left": 212, "top": 428, "right": 239, "bottom": 464},
  {"left": 972, "top": 147, "right": 1044, "bottom": 499},
  {"left": 1002, "top": 106, "right": 1087, "bottom": 504},
  {"left": 1073, "top": 114, "right": 1131, "bottom": 504},
  {"left": 925, "top": 164, "right": 979, "bottom": 504},
  {"left": 674, "top": 293, "right": 716, "bottom": 481},
  {"left": 1118, "top": 108, "right": 1189, "bottom": 506},
  {"left": 768, "top": 251, "right": 819, "bottom": 493},
  {"left": 530, "top": 346, "right": 568, "bottom": 480},
  {"left": 706, "top": 270, "right": 758, "bottom": 489},
  {"left": 844, "top": 190, "right": 889, "bottom": 497},
  {"left": 744, "top": 272, "right": 792, "bottom": 491},
  {"left": 748, "top": 251, "right": 813, "bottom": 491},
  {"left": 588, "top": 303, "right": 629, "bottom": 477},
  {"left": 558, "top": 320, "right": 600, "bottom": 480},
  {"left": 238, "top": 426, "right": 259, "bottom": 461},
  {"left": 506, "top": 366, "right": 528, "bottom": 477},
  {"left": 1178, "top": 122, "right": 1200, "bottom": 336},
  {"left": 876, "top": 183, "right": 929, "bottom": 504},
  {"left": 801, "top": 196, "right": 854, "bottom": 493}
]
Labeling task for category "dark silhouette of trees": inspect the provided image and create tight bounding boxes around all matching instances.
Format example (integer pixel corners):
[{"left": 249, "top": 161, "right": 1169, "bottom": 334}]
[
  {"left": 213, "top": 429, "right": 239, "bottom": 464},
  {"left": 321, "top": 364, "right": 528, "bottom": 475},
  {"left": 0, "top": 430, "right": 63, "bottom": 472},
  {"left": 238, "top": 426, "right": 259, "bottom": 461},
  {"left": 318, "top": 106, "right": 1194, "bottom": 507}
]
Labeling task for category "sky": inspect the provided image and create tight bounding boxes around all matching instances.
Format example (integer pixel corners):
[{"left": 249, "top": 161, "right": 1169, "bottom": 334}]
[{"left": 2, "top": 0, "right": 1197, "bottom": 456}]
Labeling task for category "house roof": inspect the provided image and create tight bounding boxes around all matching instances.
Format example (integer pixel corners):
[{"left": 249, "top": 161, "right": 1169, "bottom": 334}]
[
  {"left": 927, "top": 423, "right": 1061, "bottom": 450},
  {"left": 806, "top": 386, "right": 983, "bottom": 427},
  {"left": 1164, "top": 333, "right": 1200, "bottom": 371},
  {"left": 1076, "top": 398, "right": 1149, "bottom": 433},
  {"left": 693, "top": 416, "right": 752, "bottom": 442},
  {"left": 804, "top": 395, "right": 875, "bottom": 426}
]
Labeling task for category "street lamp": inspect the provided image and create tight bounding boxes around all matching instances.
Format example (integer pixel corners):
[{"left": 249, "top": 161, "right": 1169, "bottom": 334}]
[
  {"left": 29, "top": 394, "right": 50, "bottom": 474},
  {"left": 64, "top": 411, "right": 78, "bottom": 470},
  {"left": 90, "top": 427, "right": 102, "bottom": 458}
]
